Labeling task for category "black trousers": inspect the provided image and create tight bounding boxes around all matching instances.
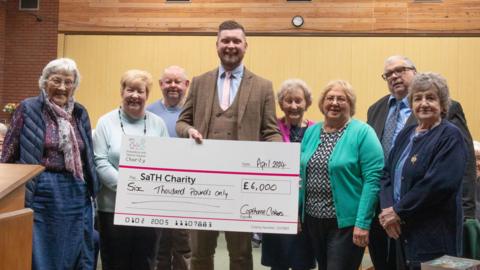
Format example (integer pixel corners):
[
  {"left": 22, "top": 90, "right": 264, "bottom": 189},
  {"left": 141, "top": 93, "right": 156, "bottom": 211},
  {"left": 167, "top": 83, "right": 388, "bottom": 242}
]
[
  {"left": 371, "top": 232, "right": 418, "bottom": 270},
  {"left": 392, "top": 237, "right": 421, "bottom": 270},
  {"left": 98, "top": 211, "right": 159, "bottom": 270},
  {"left": 304, "top": 215, "right": 364, "bottom": 270},
  {"left": 368, "top": 217, "right": 396, "bottom": 270},
  {"left": 155, "top": 228, "right": 191, "bottom": 270}
]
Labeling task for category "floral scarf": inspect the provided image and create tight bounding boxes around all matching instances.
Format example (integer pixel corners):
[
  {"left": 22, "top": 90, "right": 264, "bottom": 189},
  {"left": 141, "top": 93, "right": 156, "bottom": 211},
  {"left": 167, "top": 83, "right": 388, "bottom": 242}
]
[{"left": 42, "top": 90, "right": 84, "bottom": 181}]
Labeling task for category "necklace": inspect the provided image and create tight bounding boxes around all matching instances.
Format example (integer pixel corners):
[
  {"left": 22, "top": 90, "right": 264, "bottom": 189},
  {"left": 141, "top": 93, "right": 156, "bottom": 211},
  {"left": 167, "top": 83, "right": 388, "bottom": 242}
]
[
  {"left": 323, "top": 118, "right": 350, "bottom": 133},
  {"left": 118, "top": 108, "right": 146, "bottom": 135},
  {"left": 290, "top": 125, "right": 305, "bottom": 143}
]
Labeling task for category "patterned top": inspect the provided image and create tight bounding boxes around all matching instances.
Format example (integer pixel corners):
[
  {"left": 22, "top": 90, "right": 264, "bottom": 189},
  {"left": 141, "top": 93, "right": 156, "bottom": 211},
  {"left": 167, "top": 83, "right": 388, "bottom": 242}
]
[
  {"left": 2, "top": 103, "right": 85, "bottom": 171},
  {"left": 305, "top": 124, "right": 347, "bottom": 218},
  {"left": 43, "top": 109, "right": 85, "bottom": 171}
]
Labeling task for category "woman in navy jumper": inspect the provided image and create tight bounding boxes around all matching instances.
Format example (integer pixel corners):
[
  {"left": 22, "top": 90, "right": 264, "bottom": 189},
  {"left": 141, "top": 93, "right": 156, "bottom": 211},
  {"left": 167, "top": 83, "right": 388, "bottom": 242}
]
[{"left": 379, "top": 73, "right": 468, "bottom": 269}]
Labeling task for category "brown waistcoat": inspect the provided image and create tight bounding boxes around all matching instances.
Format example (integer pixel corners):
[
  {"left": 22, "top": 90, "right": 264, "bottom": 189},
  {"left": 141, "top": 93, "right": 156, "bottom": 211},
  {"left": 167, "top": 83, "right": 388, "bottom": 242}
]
[{"left": 206, "top": 91, "right": 240, "bottom": 140}]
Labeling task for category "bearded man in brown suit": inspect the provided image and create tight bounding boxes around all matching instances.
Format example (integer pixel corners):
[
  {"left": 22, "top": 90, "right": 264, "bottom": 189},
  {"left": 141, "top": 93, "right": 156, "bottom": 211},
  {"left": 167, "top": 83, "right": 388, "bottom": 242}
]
[{"left": 176, "top": 20, "right": 282, "bottom": 270}]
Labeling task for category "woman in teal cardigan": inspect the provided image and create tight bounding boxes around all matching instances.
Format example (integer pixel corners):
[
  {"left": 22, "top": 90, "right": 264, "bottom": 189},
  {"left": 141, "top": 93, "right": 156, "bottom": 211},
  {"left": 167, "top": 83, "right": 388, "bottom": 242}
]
[{"left": 299, "top": 80, "right": 384, "bottom": 270}]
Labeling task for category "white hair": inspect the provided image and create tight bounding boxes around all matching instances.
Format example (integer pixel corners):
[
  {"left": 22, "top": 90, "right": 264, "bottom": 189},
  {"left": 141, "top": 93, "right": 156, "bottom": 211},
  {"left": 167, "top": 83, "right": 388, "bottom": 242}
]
[
  {"left": 38, "top": 58, "right": 81, "bottom": 90},
  {"left": 474, "top": 140, "right": 480, "bottom": 152},
  {"left": 0, "top": 123, "right": 8, "bottom": 136}
]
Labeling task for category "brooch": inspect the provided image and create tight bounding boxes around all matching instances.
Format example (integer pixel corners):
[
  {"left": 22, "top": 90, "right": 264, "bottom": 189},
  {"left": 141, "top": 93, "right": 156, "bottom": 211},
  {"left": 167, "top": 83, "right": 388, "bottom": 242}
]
[{"left": 411, "top": 154, "right": 417, "bottom": 165}]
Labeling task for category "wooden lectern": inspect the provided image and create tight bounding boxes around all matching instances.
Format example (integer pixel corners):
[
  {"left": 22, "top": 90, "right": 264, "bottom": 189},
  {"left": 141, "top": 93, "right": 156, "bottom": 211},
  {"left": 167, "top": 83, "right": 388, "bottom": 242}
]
[{"left": 0, "top": 164, "right": 44, "bottom": 270}]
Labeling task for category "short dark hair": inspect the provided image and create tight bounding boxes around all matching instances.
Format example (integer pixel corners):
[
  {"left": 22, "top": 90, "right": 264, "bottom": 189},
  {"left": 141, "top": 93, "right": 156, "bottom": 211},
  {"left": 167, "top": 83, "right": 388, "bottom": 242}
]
[{"left": 218, "top": 20, "right": 245, "bottom": 34}]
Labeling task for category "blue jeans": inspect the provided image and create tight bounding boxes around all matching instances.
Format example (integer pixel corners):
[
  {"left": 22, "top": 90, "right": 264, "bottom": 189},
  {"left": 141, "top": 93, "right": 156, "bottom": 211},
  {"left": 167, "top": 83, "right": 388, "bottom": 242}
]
[{"left": 31, "top": 171, "right": 94, "bottom": 270}]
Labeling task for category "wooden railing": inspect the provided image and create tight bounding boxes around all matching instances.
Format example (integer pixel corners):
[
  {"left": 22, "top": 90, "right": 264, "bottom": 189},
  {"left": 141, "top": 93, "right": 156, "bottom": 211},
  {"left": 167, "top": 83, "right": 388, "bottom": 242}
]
[{"left": 0, "top": 164, "right": 44, "bottom": 270}]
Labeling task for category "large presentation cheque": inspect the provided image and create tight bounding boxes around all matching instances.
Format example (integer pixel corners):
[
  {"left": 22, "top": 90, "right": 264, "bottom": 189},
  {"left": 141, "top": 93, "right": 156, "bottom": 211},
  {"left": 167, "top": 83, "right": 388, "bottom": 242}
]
[{"left": 114, "top": 136, "right": 300, "bottom": 234}]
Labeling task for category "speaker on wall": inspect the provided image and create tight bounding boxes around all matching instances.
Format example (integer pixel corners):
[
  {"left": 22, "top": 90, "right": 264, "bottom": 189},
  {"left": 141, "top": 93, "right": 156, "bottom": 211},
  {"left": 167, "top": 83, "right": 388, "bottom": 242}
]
[{"left": 19, "top": 0, "right": 39, "bottom": 10}]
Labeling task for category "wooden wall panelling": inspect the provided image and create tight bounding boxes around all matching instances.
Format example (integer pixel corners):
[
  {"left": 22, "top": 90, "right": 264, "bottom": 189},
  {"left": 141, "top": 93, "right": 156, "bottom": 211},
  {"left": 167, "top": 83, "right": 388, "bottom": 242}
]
[
  {"left": 0, "top": 164, "right": 43, "bottom": 270},
  {"left": 350, "top": 38, "right": 394, "bottom": 120},
  {"left": 0, "top": 209, "right": 33, "bottom": 270},
  {"left": 65, "top": 35, "right": 220, "bottom": 125},
  {"left": 457, "top": 39, "right": 480, "bottom": 138},
  {"left": 60, "top": 35, "right": 480, "bottom": 139},
  {"left": 404, "top": 38, "right": 460, "bottom": 95},
  {"left": 57, "top": 33, "right": 65, "bottom": 57},
  {"left": 65, "top": 35, "right": 110, "bottom": 122},
  {"left": 59, "top": 0, "right": 480, "bottom": 34}
]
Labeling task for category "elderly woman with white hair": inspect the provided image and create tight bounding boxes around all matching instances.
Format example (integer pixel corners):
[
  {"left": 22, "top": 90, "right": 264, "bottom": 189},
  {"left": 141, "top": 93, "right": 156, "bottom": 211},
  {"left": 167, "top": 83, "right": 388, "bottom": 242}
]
[
  {"left": 261, "top": 79, "right": 316, "bottom": 270},
  {"left": 1, "top": 58, "right": 98, "bottom": 269}
]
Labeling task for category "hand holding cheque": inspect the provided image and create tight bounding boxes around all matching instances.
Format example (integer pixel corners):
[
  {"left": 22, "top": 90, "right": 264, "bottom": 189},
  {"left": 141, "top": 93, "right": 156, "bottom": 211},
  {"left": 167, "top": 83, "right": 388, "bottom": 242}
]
[{"left": 114, "top": 136, "right": 300, "bottom": 234}]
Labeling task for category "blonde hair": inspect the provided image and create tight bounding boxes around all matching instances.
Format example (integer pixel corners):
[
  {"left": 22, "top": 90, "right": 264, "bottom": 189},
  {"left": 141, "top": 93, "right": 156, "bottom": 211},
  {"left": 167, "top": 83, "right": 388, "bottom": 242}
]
[
  {"left": 318, "top": 80, "right": 356, "bottom": 116},
  {"left": 120, "top": 69, "right": 153, "bottom": 94}
]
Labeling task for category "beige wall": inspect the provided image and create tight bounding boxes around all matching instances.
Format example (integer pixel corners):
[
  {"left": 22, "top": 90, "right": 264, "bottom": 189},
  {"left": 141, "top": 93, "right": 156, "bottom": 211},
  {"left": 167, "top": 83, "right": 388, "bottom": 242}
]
[{"left": 59, "top": 35, "right": 480, "bottom": 140}]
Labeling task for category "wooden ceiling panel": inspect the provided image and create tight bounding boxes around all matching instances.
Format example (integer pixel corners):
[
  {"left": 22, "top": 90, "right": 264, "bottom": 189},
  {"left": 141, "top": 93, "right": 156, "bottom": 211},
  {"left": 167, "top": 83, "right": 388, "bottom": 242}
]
[{"left": 59, "top": 0, "right": 480, "bottom": 34}]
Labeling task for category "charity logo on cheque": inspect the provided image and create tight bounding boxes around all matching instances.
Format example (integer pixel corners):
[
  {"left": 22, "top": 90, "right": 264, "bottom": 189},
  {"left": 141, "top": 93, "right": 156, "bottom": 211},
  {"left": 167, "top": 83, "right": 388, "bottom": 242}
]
[{"left": 125, "top": 137, "right": 147, "bottom": 164}]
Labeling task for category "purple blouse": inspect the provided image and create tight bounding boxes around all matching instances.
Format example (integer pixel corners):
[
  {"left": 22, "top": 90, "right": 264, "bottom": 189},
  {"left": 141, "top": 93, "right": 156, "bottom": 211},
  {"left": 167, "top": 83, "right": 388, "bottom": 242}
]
[{"left": 277, "top": 118, "right": 315, "bottom": 142}]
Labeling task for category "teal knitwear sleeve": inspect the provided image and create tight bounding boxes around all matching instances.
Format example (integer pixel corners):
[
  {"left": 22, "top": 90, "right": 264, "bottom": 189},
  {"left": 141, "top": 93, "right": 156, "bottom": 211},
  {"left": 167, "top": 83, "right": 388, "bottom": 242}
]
[{"left": 355, "top": 123, "right": 384, "bottom": 229}]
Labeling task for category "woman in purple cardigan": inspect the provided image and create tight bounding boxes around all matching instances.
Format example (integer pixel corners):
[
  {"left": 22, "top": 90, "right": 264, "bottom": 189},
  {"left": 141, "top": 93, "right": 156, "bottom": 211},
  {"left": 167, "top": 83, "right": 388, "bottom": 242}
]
[{"left": 261, "top": 79, "right": 315, "bottom": 270}]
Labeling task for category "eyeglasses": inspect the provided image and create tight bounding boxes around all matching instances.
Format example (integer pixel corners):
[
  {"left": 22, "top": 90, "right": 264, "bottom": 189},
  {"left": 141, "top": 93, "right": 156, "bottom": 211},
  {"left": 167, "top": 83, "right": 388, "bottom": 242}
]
[
  {"left": 381, "top": 66, "right": 415, "bottom": 81},
  {"left": 325, "top": 95, "right": 348, "bottom": 104},
  {"left": 48, "top": 77, "right": 74, "bottom": 88}
]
